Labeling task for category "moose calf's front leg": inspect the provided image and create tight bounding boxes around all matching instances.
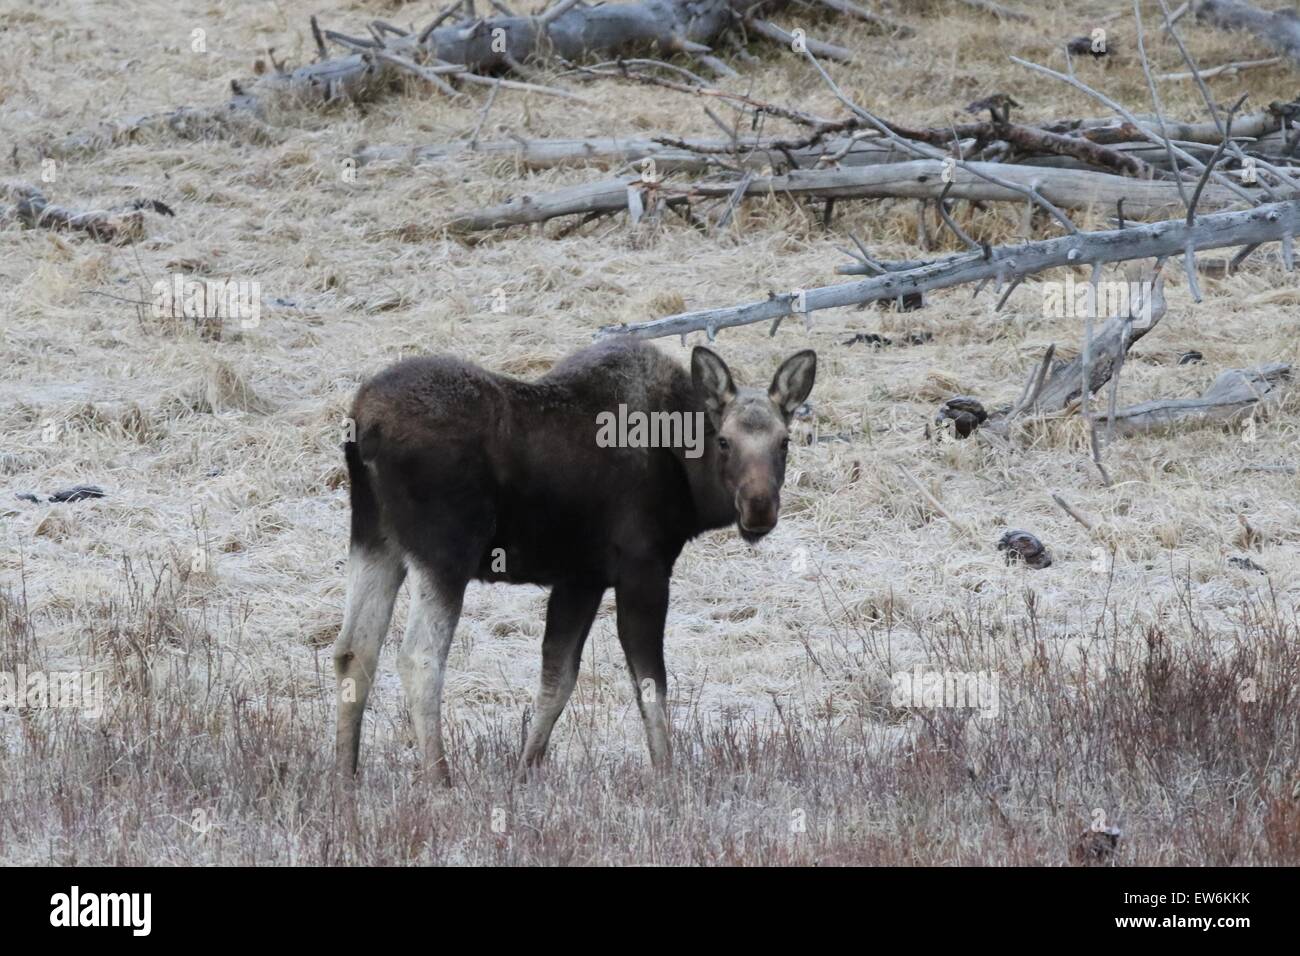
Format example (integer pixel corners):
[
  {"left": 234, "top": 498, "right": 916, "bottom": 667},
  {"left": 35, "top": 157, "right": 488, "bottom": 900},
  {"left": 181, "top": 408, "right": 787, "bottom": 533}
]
[
  {"left": 397, "top": 568, "right": 463, "bottom": 786},
  {"left": 519, "top": 583, "right": 604, "bottom": 776},
  {"left": 615, "top": 568, "right": 672, "bottom": 771}
]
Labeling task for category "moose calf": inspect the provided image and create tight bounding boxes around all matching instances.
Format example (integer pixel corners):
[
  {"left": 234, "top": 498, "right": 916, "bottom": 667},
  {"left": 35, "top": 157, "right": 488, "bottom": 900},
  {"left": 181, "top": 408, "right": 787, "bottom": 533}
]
[{"left": 334, "top": 339, "right": 816, "bottom": 781}]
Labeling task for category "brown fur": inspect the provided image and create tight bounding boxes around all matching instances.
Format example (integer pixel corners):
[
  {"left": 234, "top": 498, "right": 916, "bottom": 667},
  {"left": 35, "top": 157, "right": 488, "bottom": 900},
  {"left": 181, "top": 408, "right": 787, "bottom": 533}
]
[{"left": 333, "top": 338, "right": 816, "bottom": 780}]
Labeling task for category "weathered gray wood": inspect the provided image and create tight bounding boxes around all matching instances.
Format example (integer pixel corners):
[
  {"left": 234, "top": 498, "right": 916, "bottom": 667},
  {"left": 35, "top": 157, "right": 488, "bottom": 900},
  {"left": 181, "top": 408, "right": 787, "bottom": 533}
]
[
  {"left": 1156, "top": 54, "right": 1283, "bottom": 80},
  {"left": 745, "top": 17, "right": 856, "bottom": 63},
  {"left": 45, "top": 96, "right": 274, "bottom": 156},
  {"left": 411, "top": 0, "right": 784, "bottom": 74},
  {"left": 1195, "top": 0, "right": 1300, "bottom": 66},
  {"left": 48, "top": 0, "right": 804, "bottom": 155},
  {"left": 1049, "top": 109, "right": 1286, "bottom": 144},
  {"left": 597, "top": 200, "right": 1300, "bottom": 339},
  {"left": 357, "top": 114, "right": 1300, "bottom": 179},
  {"left": 691, "top": 161, "right": 1233, "bottom": 215},
  {"left": 0, "top": 183, "right": 148, "bottom": 243},
  {"left": 448, "top": 177, "right": 652, "bottom": 232},
  {"left": 449, "top": 159, "right": 1241, "bottom": 233},
  {"left": 1023, "top": 129, "right": 1297, "bottom": 171},
  {"left": 356, "top": 135, "right": 914, "bottom": 171},
  {"left": 1018, "top": 280, "right": 1167, "bottom": 416},
  {"left": 1101, "top": 363, "right": 1291, "bottom": 434}
]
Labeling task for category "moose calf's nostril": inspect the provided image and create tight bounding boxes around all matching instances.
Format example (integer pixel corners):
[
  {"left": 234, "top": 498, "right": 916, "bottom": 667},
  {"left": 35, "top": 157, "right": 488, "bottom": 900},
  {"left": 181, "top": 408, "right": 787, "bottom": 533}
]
[{"left": 741, "top": 496, "right": 778, "bottom": 532}]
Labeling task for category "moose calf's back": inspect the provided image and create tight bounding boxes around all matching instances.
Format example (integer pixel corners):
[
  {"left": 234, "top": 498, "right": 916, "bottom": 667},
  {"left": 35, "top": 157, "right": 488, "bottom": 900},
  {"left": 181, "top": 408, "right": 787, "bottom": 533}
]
[{"left": 348, "top": 339, "right": 706, "bottom": 588}]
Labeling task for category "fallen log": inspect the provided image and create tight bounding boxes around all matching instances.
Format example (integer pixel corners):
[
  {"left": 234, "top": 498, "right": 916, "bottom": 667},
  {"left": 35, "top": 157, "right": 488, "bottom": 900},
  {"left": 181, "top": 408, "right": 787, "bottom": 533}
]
[
  {"left": 49, "top": 0, "right": 844, "bottom": 155},
  {"left": 1195, "top": 0, "right": 1300, "bottom": 66},
  {"left": 356, "top": 135, "right": 914, "bottom": 172},
  {"left": 1054, "top": 108, "right": 1291, "bottom": 147},
  {"left": 358, "top": 108, "right": 1300, "bottom": 178},
  {"left": 1156, "top": 55, "right": 1283, "bottom": 81},
  {"left": 596, "top": 199, "right": 1300, "bottom": 340},
  {"left": 409, "top": 0, "right": 809, "bottom": 75},
  {"left": 45, "top": 95, "right": 278, "bottom": 156},
  {"left": 700, "top": 161, "right": 1225, "bottom": 214},
  {"left": 1024, "top": 130, "right": 1299, "bottom": 172},
  {"left": 889, "top": 118, "right": 1154, "bottom": 178},
  {"left": 1100, "top": 363, "right": 1291, "bottom": 434},
  {"left": 1007, "top": 279, "right": 1168, "bottom": 419},
  {"left": 744, "top": 17, "right": 856, "bottom": 63},
  {"left": 449, "top": 176, "right": 659, "bottom": 232},
  {"left": 971, "top": 269, "right": 1167, "bottom": 486},
  {"left": 0, "top": 183, "right": 169, "bottom": 243},
  {"left": 448, "top": 159, "right": 1240, "bottom": 233}
]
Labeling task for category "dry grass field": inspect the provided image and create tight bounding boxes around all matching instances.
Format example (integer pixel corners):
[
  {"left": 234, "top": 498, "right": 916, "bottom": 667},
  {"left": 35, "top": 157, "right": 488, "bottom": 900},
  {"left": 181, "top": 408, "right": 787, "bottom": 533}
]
[{"left": 1, "top": 0, "right": 1298, "bottom": 865}]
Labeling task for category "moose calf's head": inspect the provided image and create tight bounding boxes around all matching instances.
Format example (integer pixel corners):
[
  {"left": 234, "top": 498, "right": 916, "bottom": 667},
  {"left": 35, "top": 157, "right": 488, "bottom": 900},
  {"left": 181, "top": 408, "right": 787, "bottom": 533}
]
[{"left": 691, "top": 346, "right": 817, "bottom": 544}]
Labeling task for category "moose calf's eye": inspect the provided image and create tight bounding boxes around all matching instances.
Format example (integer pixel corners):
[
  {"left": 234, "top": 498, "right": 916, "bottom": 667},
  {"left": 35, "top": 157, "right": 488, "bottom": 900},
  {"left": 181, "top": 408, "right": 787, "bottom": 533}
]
[{"left": 718, "top": 437, "right": 730, "bottom": 451}]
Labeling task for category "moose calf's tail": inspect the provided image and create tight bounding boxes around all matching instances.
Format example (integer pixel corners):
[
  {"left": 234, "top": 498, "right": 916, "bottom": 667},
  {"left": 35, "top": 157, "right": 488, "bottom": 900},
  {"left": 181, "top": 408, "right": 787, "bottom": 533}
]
[{"left": 344, "top": 436, "right": 383, "bottom": 550}]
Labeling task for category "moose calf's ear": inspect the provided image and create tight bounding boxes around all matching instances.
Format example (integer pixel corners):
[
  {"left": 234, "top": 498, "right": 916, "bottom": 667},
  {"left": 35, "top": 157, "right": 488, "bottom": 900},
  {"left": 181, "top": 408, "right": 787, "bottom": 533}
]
[
  {"left": 692, "top": 346, "right": 736, "bottom": 426},
  {"left": 769, "top": 350, "right": 817, "bottom": 421}
]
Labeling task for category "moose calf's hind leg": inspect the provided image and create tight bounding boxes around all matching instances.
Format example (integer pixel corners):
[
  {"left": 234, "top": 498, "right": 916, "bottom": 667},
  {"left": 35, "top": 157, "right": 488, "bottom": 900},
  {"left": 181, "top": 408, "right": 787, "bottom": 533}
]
[
  {"left": 634, "top": 672, "right": 671, "bottom": 771},
  {"left": 334, "top": 545, "right": 405, "bottom": 776},
  {"left": 519, "top": 584, "right": 604, "bottom": 777},
  {"left": 397, "top": 567, "right": 464, "bottom": 786}
]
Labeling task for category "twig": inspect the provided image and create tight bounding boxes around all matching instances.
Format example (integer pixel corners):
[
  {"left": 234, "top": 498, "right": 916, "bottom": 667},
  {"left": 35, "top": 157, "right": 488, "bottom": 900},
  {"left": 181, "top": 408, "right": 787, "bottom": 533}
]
[
  {"left": 1134, "top": 1, "right": 1191, "bottom": 213},
  {"left": 1051, "top": 493, "right": 1097, "bottom": 532},
  {"left": 803, "top": 50, "right": 1081, "bottom": 234},
  {"left": 446, "top": 62, "right": 594, "bottom": 103},
  {"left": 1161, "top": 2, "right": 1190, "bottom": 31},
  {"left": 1080, "top": 266, "right": 1113, "bottom": 487},
  {"left": 418, "top": 4, "right": 462, "bottom": 45},
  {"left": 1009, "top": 344, "right": 1057, "bottom": 419},
  {"left": 935, "top": 191, "right": 980, "bottom": 250},
  {"left": 1158, "top": 0, "right": 1223, "bottom": 134},
  {"left": 716, "top": 171, "right": 753, "bottom": 230},
  {"left": 567, "top": 64, "right": 835, "bottom": 127},
  {"left": 1187, "top": 94, "right": 1251, "bottom": 227},
  {"left": 310, "top": 16, "right": 328, "bottom": 61},
  {"left": 1157, "top": 56, "right": 1282, "bottom": 81},
  {"left": 1009, "top": 56, "right": 1259, "bottom": 206},
  {"left": 469, "top": 80, "right": 502, "bottom": 148},
  {"left": 897, "top": 465, "right": 976, "bottom": 540},
  {"left": 371, "top": 49, "right": 465, "bottom": 98},
  {"left": 370, "top": 20, "right": 411, "bottom": 38},
  {"left": 747, "top": 17, "right": 855, "bottom": 63},
  {"left": 580, "top": 58, "right": 716, "bottom": 88},
  {"left": 540, "top": 0, "right": 581, "bottom": 25}
]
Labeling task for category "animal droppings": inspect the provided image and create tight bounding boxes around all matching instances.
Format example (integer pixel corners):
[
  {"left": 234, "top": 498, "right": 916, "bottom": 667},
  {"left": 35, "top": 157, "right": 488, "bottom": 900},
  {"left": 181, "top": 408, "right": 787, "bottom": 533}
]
[
  {"left": 935, "top": 395, "right": 988, "bottom": 439},
  {"left": 997, "top": 530, "right": 1052, "bottom": 569},
  {"left": 48, "top": 485, "right": 106, "bottom": 503}
]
